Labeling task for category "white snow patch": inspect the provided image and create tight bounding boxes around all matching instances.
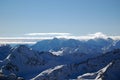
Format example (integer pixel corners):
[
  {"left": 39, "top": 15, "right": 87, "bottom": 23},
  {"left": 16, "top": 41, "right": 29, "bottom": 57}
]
[
  {"left": 52, "top": 50, "right": 63, "bottom": 56},
  {"left": 32, "top": 65, "right": 64, "bottom": 80}
]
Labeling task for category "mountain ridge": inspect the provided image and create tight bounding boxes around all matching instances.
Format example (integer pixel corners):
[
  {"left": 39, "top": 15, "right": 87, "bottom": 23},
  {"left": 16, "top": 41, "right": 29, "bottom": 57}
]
[{"left": 0, "top": 38, "right": 120, "bottom": 80}]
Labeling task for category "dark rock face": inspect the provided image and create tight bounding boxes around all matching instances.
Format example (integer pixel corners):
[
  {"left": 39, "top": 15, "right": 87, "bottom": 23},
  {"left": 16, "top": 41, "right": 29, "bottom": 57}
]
[{"left": 0, "top": 72, "right": 25, "bottom": 80}]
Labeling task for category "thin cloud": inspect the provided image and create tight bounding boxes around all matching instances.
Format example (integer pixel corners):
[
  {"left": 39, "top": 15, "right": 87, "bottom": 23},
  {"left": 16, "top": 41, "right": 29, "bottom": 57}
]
[
  {"left": 0, "top": 37, "right": 52, "bottom": 39},
  {"left": 25, "top": 33, "right": 71, "bottom": 36},
  {"left": 0, "top": 41, "right": 36, "bottom": 44}
]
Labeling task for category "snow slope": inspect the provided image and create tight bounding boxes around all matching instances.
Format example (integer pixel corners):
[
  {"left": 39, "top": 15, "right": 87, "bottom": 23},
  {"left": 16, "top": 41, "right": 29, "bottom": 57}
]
[{"left": 77, "top": 59, "right": 120, "bottom": 80}]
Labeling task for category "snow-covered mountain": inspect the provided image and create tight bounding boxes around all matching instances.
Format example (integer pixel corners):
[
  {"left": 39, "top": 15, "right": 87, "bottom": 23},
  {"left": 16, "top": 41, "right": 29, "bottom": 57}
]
[
  {"left": 0, "top": 45, "right": 61, "bottom": 79},
  {"left": 0, "top": 38, "right": 120, "bottom": 80},
  {"left": 77, "top": 59, "right": 120, "bottom": 80},
  {"left": 32, "top": 38, "right": 116, "bottom": 55},
  {"left": 32, "top": 49, "right": 120, "bottom": 80},
  {"left": 0, "top": 44, "right": 101, "bottom": 79}
]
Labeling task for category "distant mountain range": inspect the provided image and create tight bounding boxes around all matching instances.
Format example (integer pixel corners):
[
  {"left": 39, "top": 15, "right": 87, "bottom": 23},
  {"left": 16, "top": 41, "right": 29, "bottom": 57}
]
[
  {"left": 0, "top": 37, "right": 120, "bottom": 80},
  {"left": 32, "top": 38, "right": 120, "bottom": 54}
]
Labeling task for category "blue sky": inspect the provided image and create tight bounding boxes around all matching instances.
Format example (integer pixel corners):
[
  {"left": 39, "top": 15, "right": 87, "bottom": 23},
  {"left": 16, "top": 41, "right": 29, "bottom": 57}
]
[{"left": 0, "top": 0, "right": 120, "bottom": 37}]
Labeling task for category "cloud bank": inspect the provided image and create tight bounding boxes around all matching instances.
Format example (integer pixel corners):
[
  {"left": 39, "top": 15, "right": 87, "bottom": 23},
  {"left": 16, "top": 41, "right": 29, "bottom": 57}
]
[
  {"left": 56, "top": 32, "right": 109, "bottom": 40},
  {"left": 0, "top": 32, "right": 120, "bottom": 44}
]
